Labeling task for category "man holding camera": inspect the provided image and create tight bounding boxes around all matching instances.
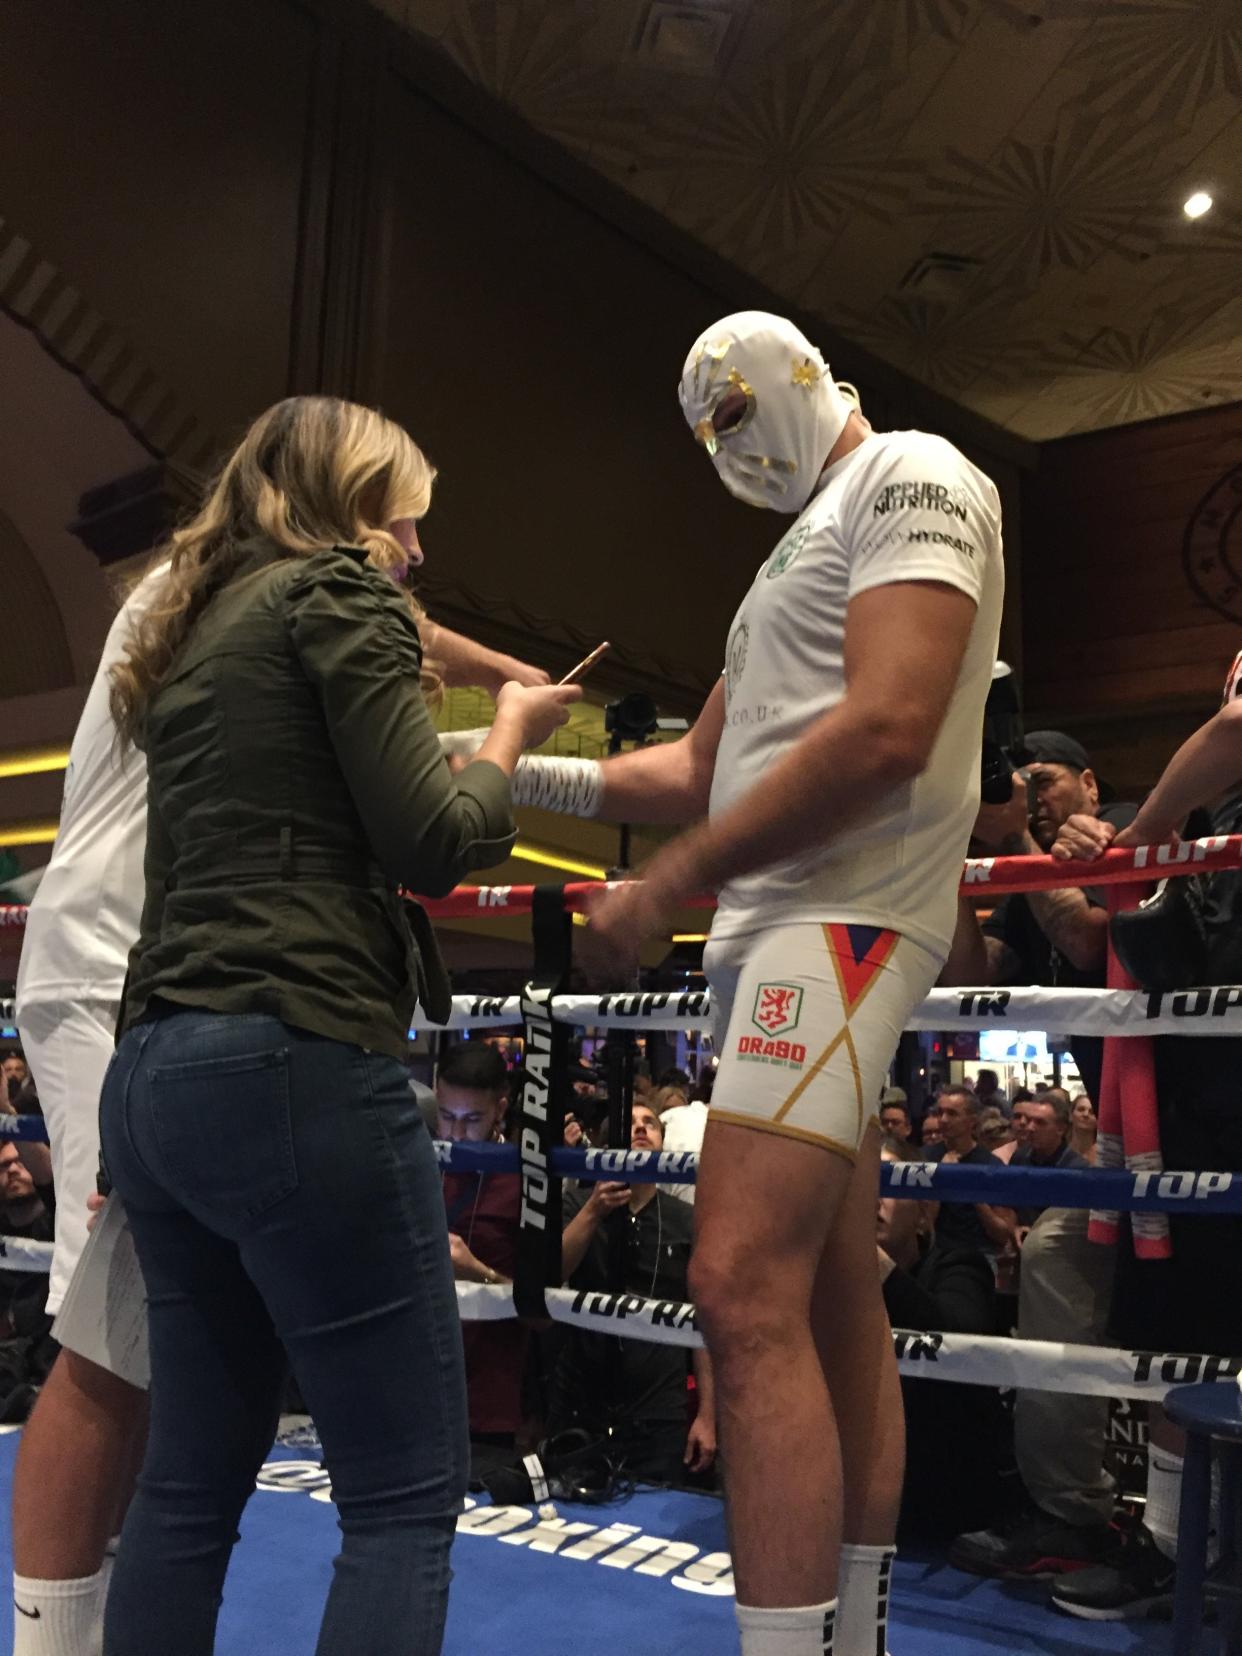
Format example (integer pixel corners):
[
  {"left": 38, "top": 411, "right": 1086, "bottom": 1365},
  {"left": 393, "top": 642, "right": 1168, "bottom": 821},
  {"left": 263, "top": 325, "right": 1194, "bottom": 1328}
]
[{"left": 943, "top": 730, "right": 1136, "bottom": 1103}]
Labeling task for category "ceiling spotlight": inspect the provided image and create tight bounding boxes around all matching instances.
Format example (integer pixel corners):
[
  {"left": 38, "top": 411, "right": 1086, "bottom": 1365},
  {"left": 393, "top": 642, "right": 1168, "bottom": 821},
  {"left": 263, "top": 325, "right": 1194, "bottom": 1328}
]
[{"left": 1183, "top": 191, "right": 1213, "bottom": 219}]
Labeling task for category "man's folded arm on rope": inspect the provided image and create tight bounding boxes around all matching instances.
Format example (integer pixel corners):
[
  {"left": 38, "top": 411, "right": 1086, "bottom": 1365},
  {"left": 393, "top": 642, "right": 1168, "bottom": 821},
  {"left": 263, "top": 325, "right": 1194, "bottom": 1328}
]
[
  {"left": 1051, "top": 697, "right": 1242, "bottom": 861},
  {"left": 940, "top": 770, "right": 1108, "bottom": 984}
]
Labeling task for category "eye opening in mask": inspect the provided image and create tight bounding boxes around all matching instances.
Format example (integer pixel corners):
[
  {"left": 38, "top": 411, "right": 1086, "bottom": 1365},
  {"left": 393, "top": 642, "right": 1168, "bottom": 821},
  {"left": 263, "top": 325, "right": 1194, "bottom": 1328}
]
[{"left": 710, "top": 378, "right": 756, "bottom": 439}]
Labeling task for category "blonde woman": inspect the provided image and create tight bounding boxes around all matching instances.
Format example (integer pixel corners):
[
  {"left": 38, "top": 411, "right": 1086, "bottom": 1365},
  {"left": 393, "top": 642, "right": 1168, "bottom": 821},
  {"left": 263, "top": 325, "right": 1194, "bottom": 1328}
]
[{"left": 98, "top": 396, "right": 579, "bottom": 1656}]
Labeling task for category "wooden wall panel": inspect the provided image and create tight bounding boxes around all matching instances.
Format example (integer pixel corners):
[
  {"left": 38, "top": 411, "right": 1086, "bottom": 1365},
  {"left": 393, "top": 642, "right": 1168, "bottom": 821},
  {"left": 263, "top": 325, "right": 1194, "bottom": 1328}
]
[{"left": 1023, "top": 401, "right": 1242, "bottom": 799}]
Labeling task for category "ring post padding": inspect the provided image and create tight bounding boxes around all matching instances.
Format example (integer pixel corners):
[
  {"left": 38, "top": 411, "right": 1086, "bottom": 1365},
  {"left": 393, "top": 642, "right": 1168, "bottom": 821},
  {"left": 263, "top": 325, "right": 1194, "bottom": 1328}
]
[{"left": 514, "top": 884, "right": 574, "bottom": 1319}]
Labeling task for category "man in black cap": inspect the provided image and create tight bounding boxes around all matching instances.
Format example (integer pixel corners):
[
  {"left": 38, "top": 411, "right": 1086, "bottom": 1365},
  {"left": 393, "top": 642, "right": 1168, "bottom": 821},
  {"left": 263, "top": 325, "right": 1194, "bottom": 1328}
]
[{"left": 943, "top": 729, "right": 1136, "bottom": 1105}]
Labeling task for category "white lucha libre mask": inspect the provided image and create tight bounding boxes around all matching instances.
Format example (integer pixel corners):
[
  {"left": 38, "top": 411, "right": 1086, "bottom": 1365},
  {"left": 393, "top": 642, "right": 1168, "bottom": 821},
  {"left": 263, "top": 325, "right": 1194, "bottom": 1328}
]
[{"left": 678, "top": 311, "right": 857, "bottom": 513}]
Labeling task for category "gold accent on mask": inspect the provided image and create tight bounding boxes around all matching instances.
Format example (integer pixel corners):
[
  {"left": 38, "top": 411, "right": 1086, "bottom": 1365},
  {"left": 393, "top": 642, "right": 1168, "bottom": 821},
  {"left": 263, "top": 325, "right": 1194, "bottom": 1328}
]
[
  {"left": 791, "top": 356, "right": 821, "bottom": 389},
  {"left": 692, "top": 339, "right": 731, "bottom": 401},
  {"left": 739, "top": 453, "right": 797, "bottom": 475},
  {"left": 694, "top": 416, "right": 719, "bottom": 456}
]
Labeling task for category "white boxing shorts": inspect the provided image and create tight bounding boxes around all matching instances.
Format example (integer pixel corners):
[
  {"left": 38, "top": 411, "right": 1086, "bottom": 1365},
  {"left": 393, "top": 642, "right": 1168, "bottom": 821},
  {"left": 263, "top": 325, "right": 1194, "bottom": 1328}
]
[
  {"left": 16, "top": 998, "right": 119, "bottom": 1316},
  {"left": 705, "top": 921, "right": 939, "bottom": 1162}
]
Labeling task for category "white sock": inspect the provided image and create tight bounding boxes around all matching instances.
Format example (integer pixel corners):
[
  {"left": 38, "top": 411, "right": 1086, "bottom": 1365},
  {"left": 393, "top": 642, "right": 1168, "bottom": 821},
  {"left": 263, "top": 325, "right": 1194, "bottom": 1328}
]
[
  {"left": 12, "top": 1570, "right": 106, "bottom": 1656},
  {"left": 836, "top": 1542, "right": 895, "bottom": 1656},
  {"left": 89, "top": 1539, "right": 121, "bottom": 1656},
  {"left": 1146, "top": 1448, "right": 1183, "bottom": 1560},
  {"left": 735, "top": 1598, "right": 838, "bottom": 1654}
]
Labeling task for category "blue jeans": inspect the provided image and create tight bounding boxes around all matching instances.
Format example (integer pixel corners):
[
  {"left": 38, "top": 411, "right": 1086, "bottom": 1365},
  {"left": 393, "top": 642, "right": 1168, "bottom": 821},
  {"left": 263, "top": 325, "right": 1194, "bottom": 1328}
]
[{"left": 99, "top": 1011, "right": 468, "bottom": 1656}]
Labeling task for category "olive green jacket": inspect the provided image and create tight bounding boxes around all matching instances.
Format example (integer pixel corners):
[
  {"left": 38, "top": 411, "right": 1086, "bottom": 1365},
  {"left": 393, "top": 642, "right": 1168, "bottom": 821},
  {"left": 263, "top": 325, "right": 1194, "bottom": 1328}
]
[{"left": 121, "top": 542, "right": 516, "bottom": 1058}]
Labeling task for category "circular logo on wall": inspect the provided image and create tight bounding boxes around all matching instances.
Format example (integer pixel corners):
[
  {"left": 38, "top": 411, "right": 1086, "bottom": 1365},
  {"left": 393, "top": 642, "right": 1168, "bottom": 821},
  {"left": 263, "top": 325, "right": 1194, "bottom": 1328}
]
[
  {"left": 1184, "top": 464, "right": 1242, "bottom": 622},
  {"left": 726, "top": 620, "right": 749, "bottom": 702}
]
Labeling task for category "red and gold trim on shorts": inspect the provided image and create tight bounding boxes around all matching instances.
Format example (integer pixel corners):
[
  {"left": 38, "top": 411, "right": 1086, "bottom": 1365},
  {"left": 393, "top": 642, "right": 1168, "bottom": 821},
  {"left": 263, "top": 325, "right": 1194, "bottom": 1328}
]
[{"left": 725, "top": 924, "right": 900, "bottom": 1158}]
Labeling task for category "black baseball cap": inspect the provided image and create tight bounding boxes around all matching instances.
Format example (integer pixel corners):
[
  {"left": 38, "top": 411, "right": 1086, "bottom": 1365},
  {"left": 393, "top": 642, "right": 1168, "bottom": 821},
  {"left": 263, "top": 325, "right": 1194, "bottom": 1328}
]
[
  {"left": 1020, "top": 730, "right": 1114, "bottom": 802},
  {"left": 1020, "top": 730, "right": 1091, "bottom": 771}
]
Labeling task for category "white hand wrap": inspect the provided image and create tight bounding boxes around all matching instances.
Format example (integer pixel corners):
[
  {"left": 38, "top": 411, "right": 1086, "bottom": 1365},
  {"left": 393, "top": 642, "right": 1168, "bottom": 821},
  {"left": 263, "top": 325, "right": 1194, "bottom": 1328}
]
[{"left": 439, "top": 731, "right": 605, "bottom": 818}]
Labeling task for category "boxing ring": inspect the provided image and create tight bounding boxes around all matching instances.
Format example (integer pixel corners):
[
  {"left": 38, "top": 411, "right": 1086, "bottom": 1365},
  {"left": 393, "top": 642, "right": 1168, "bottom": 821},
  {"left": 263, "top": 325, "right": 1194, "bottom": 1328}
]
[{"left": 2, "top": 836, "right": 1241, "bottom": 1652}]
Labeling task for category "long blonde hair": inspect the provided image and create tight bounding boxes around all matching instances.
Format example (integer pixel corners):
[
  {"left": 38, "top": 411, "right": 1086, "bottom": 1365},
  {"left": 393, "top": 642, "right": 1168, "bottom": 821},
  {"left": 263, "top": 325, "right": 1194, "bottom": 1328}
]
[{"left": 111, "top": 396, "right": 439, "bottom": 744}]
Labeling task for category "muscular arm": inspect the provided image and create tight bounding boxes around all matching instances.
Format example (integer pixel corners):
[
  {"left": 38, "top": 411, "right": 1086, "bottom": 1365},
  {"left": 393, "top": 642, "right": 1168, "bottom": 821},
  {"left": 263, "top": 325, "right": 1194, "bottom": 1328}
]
[
  {"left": 1124, "top": 700, "right": 1242, "bottom": 842},
  {"left": 939, "top": 898, "right": 1023, "bottom": 985},
  {"left": 999, "top": 822, "right": 1108, "bottom": 971},
  {"left": 633, "top": 581, "right": 979, "bottom": 900}
]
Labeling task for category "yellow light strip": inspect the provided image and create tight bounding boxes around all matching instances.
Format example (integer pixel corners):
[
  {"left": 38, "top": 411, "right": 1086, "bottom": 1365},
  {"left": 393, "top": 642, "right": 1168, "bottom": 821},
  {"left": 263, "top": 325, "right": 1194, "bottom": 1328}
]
[
  {"left": 0, "top": 747, "right": 71, "bottom": 781},
  {"left": 510, "top": 843, "right": 609, "bottom": 880},
  {"left": 671, "top": 933, "right": 710, "bottom": 944},
  {"left": 0, "top": 819, "right": 59, "bottom": 849},
  {"left": 0, "top": 826, "right": 610, "bottom": 874}
]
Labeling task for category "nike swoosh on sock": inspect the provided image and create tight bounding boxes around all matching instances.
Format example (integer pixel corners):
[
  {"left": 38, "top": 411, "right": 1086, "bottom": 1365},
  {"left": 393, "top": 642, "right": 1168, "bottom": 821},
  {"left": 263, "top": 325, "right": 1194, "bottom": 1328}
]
[{"left": 14, "top": 1601, "right": 41, "bottom": 1619}]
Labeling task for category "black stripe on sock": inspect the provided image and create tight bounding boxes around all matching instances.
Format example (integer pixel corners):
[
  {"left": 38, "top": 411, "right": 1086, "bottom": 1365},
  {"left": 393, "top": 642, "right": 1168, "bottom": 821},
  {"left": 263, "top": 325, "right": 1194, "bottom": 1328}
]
[
  {"left": 876, "top": 1555, "right": 894, "bottom": 1656},
  {"left": 823, "top": 1604, "right": 836, "bottom": 1654}
]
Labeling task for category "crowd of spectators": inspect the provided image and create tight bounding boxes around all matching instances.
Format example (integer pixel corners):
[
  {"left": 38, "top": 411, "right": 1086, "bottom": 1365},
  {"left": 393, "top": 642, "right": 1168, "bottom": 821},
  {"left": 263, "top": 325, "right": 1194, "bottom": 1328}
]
[{"left": 0, "top": 1049, "right": 55, "bottom": 1421}]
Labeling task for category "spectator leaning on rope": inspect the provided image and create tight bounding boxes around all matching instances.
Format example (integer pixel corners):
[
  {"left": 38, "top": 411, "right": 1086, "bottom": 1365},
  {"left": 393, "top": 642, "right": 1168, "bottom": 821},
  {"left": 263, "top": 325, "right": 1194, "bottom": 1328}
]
[
  {"left": 941, "top": 731, "right": 1137, "bottom": 1103},
  {"left": 1039, "top": 658, "right": 1242, "bottom": 1621}
]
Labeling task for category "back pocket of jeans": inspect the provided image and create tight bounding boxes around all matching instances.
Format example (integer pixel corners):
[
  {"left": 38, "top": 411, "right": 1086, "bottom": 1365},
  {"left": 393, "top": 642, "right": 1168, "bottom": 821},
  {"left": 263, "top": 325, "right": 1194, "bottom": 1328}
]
[{"left": 149, "top": 1049, "right": 297, "bottom": 1219}]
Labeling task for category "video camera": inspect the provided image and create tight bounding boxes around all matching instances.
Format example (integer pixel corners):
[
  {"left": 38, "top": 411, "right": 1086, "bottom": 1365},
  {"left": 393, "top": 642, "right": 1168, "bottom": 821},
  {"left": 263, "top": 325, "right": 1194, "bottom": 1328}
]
[{"left": 980, "top": 661, "right": 1025, "bottom": 805}]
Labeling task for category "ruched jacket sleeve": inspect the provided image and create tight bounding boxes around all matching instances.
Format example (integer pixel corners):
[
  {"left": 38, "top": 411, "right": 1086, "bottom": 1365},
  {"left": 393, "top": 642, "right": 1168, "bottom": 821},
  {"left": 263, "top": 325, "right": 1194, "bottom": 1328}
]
[{"left": 283, "top": 549, "right": 516, "bottom": 897}]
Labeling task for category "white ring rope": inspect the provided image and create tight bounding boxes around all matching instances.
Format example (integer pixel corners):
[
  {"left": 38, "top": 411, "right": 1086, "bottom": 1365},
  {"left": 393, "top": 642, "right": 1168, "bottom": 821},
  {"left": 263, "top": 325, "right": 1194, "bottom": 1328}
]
[
  {"left": 455, "top": 1282, "right": 1238, "bottom": 1402},
  {"left": 414, "top": 986, "right": 1242, "bottom": 1037}
]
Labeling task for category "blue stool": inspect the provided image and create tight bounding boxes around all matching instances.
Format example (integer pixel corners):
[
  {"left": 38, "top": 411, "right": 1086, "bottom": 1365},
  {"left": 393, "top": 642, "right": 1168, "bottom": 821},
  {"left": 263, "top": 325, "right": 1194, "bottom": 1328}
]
[{"left": 1164, "top": 1382, "right": 1242, "bottom": 1654}]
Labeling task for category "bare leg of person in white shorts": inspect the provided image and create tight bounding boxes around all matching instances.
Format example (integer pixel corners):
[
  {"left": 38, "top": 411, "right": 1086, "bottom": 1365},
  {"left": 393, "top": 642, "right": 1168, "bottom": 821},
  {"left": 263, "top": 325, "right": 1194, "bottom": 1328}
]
[
  {"left": 690, "top": 922, "right": 939, "bottom": 1656},
  {"left": 13, "top": 1001, "right": 148, "bottom": 1656}
]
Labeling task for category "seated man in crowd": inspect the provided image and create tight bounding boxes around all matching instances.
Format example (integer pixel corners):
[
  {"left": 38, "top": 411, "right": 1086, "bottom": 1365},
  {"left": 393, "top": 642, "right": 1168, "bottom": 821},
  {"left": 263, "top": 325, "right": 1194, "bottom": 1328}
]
[
  {"left": 877, "top": 1138, "right": 1009, "bottom": 1541},
  {"left": 1, "top": 1053, "right": 30, "bottom": 1110},
  {"left": 927, "top": 1086, "right": 1016, "bottom": 1257},
  {"left": 973, "top": 1068, "right": 1010, "bottom": 1118},
  {"left": 437, "top": 1044, "right": 527, "bottom": 1461},
  {"left": 950, "top": 1083, "right": 1113, "bottom": 1580},
  {"left": 0, "top": 1141, "right": 57, "bottom": 1421},
  {"left": 879, "top": 1088, "right": 912, "bottom": 1144},
  {"left": 549, "top": 1102, "right": 716, "bottom": 1485}
]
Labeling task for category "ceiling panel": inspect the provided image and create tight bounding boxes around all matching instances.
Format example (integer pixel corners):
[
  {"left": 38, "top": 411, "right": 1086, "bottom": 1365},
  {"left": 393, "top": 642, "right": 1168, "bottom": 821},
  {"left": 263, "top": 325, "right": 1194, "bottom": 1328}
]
[{"left": 396, "top": 0, "right": 1242, "bottom": 437}]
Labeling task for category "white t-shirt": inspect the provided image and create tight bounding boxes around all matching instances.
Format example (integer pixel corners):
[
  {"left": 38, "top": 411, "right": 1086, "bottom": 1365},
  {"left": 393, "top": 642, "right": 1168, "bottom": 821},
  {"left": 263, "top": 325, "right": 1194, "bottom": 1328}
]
[
  {"left": 659, "top": 1098, "right": 708, "bottom": 1204},
  {"left": 16, "top": 566, "right": 167, "bottom": 1010},
  {"left": 708, "top": 429, "right": 1004, "bottom": 960}
]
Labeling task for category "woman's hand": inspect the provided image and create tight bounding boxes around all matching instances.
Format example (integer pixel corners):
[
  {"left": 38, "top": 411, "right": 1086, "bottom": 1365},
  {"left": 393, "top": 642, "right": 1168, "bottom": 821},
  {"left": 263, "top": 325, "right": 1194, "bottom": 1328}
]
[{"left": 495, "top": 681, "right": 582, "bottom": 749}]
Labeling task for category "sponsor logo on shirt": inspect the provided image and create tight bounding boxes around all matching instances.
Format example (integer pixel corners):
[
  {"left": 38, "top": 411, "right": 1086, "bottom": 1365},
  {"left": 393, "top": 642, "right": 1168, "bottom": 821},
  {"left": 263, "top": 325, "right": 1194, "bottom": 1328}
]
[
  {"left": 906, "top": 528, "right": 975, "bottom": 558},
  {"left": 764, "top": 523, "right": 810, "bottom": 578},
  {"left": 725, "top": 620, "right": 749, "bottom": 703},
  {"left": 872, "top": 480, "right": 969, "bottom": 522},
  {"left": 735, "top": 1033, "right": 807, "bottom": 1067},
  {"left": 752, "top": 981, "right": 803, "bottom": 1036}
]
